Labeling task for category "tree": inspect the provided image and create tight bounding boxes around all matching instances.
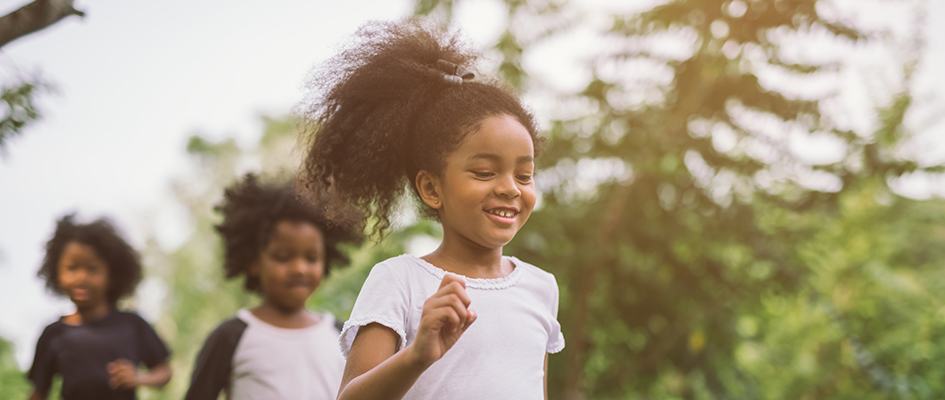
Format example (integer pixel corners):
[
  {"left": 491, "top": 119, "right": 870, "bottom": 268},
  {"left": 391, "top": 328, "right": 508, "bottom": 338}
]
[
  {"left": 0, "top": 0, "right": 84, "bottom": 48},
  {"left": 0, "top": 0, "right": 84, "bottom": 151},
  {"left": 412, "top": 0, "right": 944, "bottom": 398}
]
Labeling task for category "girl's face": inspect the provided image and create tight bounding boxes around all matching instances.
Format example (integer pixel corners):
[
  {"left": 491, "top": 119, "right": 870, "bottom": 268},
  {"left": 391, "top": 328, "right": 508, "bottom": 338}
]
[
  {"left": 252, "top": 220, "right": 325, "bottom": 312},
  {"left": 424, "top": 114, "right": 537, "bottom": 249},
  {"left": 57, "top": 241, "right": 110, "bottom": 309}
]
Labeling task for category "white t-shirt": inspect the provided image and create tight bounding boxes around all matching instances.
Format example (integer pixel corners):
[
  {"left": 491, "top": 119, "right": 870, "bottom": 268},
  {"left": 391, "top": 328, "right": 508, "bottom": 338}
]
[
  {"left": 340, "top": 254, "right": 565, "bottom": 400},
  {"left": 231, "top": 309, "right": 345, "bottom": 400}
]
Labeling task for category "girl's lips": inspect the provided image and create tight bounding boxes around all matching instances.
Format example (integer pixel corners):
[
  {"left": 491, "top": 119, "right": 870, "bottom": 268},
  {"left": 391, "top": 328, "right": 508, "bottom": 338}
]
[{"left": 70, "top": 288, "right": 90, "bottom": 300}]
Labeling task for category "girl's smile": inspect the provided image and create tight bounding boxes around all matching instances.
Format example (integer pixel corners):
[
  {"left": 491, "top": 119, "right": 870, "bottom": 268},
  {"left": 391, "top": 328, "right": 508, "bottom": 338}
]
[{"left": 424, "top": 114, "right": 537, "bottom": 250}]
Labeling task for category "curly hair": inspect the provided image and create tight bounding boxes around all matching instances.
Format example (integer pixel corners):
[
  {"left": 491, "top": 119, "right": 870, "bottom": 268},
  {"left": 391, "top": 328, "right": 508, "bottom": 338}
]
[
  {"left": 37, "top": 214, "right": 142, "bottom": 305},
  {"left": 215, "top": 173, "right": 363, "bottom": 292},
  {"left": 300, "top": 20, "right": 540, "bottom": 235}
]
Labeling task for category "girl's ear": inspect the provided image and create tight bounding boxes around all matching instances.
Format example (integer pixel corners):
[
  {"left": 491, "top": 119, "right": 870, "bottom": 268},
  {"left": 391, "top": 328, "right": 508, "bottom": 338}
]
[{"left": 415, "top": 170, "right": 443, "bottom": 210}]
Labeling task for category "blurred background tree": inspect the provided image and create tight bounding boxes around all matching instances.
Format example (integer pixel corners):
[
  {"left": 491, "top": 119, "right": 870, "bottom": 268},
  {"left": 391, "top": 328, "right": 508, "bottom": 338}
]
[
  {"left": 409, "top": 0, "right": 944, "bottom": 399},
  {"left": 0, "top": 0, "right": 83, "bottom": 150}
]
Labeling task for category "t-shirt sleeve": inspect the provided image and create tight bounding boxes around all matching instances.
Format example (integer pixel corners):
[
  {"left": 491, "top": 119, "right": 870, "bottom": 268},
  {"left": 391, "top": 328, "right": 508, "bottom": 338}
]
[
  {"left": 132, "top": 314, "right": 171, "bottom": 368},
  {"left": 547, "top": 275, "right": 565, "bottom": 354},
  {"left": 184, "top": 318, "right": 247, "bottom": 400},
  {"left": 26, "top": 323, "right": 59, "bottom": 394},
  {"left": 339, "top": 261, "right": 410, "bottom": 358}
]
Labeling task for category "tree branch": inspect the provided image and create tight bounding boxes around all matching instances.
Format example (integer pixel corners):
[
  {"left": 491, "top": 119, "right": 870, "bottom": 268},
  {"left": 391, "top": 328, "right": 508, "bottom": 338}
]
[{"left": 0, "top": 0, "right": 85, "bottom": 49}]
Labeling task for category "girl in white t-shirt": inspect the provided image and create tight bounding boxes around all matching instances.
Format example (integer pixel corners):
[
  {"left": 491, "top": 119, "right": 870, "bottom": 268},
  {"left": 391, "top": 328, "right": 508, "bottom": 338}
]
[
  {"left": 299, "top": 20, "right": 565, "bottom": 400},
  {"left": 184, "top": 174, "right": 362, "bottom": 400}
]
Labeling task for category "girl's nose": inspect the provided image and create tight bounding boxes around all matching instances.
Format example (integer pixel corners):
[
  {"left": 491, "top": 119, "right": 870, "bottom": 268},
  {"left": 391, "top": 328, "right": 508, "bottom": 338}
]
[
  {"left": 494, "top": 174, "right": 522, "bottom": 199},
  {"left": 289, "top": 259, "right": 308, "bottom": 274},
  {"left": 74, "top": 268, "right": 89, "bottom": 282}
]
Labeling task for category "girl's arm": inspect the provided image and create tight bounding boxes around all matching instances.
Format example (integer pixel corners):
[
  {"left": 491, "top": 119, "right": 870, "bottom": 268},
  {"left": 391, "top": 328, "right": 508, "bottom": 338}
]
[
  {"left": 337, "top": 323, "right": 427, "bottom": 399},
  {"left": 108, "top": 360, "right": 172, "bottom": 389},
  {"left": 137, "top": 361, "right": 172, "bottom": 387},
  {"left": 544, "top": 355, "right": 549, "bottom": 400},
  {"left": 337, "top": 274, "right": 477, "bottom": 400}
]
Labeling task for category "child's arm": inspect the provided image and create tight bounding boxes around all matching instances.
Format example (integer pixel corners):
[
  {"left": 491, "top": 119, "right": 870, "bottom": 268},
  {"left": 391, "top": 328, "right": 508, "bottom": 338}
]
[
  {"left": 544, "top": 355, "right": 549, "bottom": 400},
  {"left": 107, "top": 359, "right": 172, "bottom": 389},
  {"left": 337, "top": 274, "right": 477, "bottom": 400}
]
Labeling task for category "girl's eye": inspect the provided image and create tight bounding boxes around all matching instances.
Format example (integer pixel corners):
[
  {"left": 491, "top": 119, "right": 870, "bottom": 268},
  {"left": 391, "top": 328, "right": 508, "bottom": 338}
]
[
  {"left": 517, "top": 174, "right": 533, "bottom": 183},
  {"left": 272, "top": 252, "right": 291, "bottom": 262},
  {"left": 473, "top": 171, "right": 495, "bottom": 179}
]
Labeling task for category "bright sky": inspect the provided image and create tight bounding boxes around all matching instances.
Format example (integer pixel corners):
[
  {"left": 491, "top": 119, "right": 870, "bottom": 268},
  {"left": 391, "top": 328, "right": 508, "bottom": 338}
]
[{"left": 0, "top": 0, "right": 942, "bottom": 369}]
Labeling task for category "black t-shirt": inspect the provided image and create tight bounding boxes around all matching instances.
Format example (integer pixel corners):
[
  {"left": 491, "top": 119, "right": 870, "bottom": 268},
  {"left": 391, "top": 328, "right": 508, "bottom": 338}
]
[{"left": 27, "top": 310, "right": 170, "bottom": 400}]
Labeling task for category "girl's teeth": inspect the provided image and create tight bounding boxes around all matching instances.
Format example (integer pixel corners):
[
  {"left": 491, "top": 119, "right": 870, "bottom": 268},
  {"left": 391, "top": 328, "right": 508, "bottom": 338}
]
[{"left": 490, "top": 209, "right": 514, "bottom": 218}]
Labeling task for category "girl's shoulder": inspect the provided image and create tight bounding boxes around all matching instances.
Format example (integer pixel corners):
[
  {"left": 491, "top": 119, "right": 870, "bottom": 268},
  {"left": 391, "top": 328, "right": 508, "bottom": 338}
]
[
  {"left": 374, "top": 253, "right": 420, "bottom": 269},
  {"left": 507, "top": 256, "right": 558, "bottom": 286},
  {"left": 367, "top": 254, "right": 428, "bottom": 280},
  {"left": 203, "top": 314, "right": 249, "bottom": 346},
  {"left": 37, "top": 318, "right": 68, "bottom": 343}
]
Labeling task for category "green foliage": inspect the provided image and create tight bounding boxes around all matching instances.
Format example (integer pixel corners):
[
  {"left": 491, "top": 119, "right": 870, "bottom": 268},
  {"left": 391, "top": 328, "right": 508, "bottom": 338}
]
[
  {"left": 0, "top": 337, "right": 31, "bottom": 399},
  {"left": 415, "top": 0, "right": 944, "bottom": 398},
  {"left": 0, "top": 77, "right": 50, "bottom": 151}
]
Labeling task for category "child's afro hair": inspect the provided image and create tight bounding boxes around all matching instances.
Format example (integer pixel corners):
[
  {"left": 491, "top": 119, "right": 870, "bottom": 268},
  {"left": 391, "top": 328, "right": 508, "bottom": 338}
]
[
  {"left": 300, "top": 20, "right": 541, "bottom": 236},
  {"left": 215, "top": 173, "right": 364, "bottom": 292},
  {"left": 37, "top": 213, "right": 143, "bottom": 304}
]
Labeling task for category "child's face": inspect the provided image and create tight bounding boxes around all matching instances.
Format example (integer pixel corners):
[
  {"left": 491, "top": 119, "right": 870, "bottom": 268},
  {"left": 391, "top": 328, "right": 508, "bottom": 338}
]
[
  {"left": 57, "top": 241, "right": 110, "bottom": 309},
  {"left": 252, "top": 220, "right": 325, "bottom": 312},
  {"left": 431, "top": 114, "right": 536, "bottom": 249}
]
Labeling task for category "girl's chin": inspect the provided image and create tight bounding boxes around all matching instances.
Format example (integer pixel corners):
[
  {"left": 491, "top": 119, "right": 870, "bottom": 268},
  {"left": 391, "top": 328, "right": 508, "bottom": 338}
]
[
  {"left": 477, "top": 231, "right": 518, "bottom": 248},
  {"left": 274, "top": 297, "right": 310, "bottom": 311}
]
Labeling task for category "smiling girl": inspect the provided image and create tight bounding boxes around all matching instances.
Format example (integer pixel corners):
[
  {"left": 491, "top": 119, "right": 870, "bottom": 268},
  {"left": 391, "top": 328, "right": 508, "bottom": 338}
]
[
  {"left": 29, "top": 214, "right": 172, "bottom": 400},
  {"left": 300, "top": 21, "right": 565, "bottom": 400}
]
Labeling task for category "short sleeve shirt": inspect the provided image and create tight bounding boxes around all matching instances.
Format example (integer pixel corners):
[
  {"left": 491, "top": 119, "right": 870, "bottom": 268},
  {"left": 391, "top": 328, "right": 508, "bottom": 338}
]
[
  {"left": 340, "top": 254, "right": 565, "bottom": 400},
  {"left": 27, "top": 310, "right": 170, "bottom": 400}
]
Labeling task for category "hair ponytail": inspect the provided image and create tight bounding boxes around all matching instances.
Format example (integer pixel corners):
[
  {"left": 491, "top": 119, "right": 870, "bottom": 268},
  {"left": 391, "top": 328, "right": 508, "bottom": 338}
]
[{"left": 300, "top": 20, "right": 539, "bottom": 236}]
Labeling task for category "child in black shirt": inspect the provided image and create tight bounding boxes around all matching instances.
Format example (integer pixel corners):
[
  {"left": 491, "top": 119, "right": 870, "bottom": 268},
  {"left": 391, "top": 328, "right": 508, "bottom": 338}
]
[{"left": 28, "top": 214, "right": 172, "bottom": 400}]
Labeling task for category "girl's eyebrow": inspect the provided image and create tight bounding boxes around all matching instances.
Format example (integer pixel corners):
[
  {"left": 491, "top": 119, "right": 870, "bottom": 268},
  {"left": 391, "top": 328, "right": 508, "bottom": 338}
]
[{"left": 469, "top": 153, "right": 534, "bottom": 163}]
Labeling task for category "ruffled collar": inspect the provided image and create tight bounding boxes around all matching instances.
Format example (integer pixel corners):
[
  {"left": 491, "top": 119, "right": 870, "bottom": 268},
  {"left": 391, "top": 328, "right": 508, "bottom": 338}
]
[{"left": 407, "top": 254, "right": 524, "bottom": 290}]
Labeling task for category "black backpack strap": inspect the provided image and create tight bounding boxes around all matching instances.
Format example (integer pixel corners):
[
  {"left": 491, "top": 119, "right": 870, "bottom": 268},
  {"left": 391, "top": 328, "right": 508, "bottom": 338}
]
[{"left": 184, "top": 317, "right": 248, "bottom": 400}]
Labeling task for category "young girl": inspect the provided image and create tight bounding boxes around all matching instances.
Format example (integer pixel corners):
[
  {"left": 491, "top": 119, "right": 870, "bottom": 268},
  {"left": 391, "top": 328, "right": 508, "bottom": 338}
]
[
  {"left": 184, "top": 173, "right": 362, "bottom": 400},
  {"left": 300, "top": 21, "right": 565, "bottom": 399},
  {"left": 28, "top": 214, "right": 172, "bottom": 400}
]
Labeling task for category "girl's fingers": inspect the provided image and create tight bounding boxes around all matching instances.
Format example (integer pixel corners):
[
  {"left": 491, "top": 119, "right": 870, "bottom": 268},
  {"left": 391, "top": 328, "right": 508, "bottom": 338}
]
[
  {"left": 424, "top": 275, "right": 477, "bottom": 335},
  {"left": 463, "top": 309, "right": 477, "bottom": 330},
  {"left": 436, "top": 275, "right": 471, "bottom": 306},
  {"left": 426, "top": 307, "right": 462, "bottom": 332},
  {"left": 438, "top": 273, "right": 465, "bottom": 289},
  {"left": 426, "top": 295, "right": 468, "bottom": 322},
  {"left": 433, "top": 282, "right": 471, "bottom": 308}
]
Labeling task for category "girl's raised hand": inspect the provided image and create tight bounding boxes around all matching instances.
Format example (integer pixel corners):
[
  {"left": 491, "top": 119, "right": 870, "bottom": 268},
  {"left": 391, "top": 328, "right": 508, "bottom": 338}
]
[
  {"left": 107, "top": 359, "right": 138, "bottom": 389},
  {"left": 409, "top": 274, "right": 477, "bottom": 367}
]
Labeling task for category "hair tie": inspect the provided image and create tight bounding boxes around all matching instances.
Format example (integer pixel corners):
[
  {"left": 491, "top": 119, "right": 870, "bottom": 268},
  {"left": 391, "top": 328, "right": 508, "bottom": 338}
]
[{"left": 433, "top": 59, "right": 474, "bottom": 85}]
